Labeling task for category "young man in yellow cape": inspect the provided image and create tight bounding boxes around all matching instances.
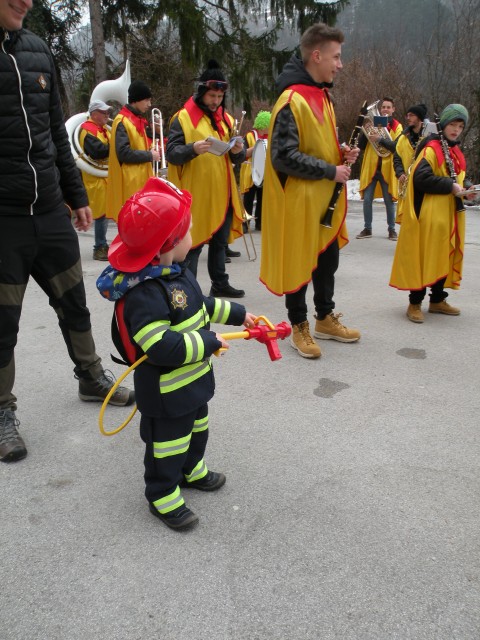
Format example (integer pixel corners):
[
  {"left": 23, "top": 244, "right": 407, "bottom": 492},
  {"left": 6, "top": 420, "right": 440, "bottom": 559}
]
[{"left": 260, "top": 23, "right": 360, "bottom": 359}]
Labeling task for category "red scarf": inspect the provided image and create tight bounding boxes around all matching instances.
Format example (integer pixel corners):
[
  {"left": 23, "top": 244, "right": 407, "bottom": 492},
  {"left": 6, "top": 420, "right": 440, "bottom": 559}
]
[
  {"left": 184, "top": 97, "right": 229, "bottom": 139},
  {"left": 80, "top": 120, "right": 108, "bottom": 137},
  {"left": 119, "top": 106, "right": 150, "bottom": 138},
  {"left": 428, "top": 139, "right": 466, "bottom": 174}
]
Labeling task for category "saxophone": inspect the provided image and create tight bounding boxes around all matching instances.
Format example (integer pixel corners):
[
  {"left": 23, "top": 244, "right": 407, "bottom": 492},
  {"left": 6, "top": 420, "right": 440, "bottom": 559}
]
[{"left": 362, "top": 100, "right": 392, "bottom": 157}]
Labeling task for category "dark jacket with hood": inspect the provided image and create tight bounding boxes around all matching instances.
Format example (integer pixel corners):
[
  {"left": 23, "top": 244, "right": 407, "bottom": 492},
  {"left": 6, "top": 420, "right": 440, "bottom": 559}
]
[
  {"left": 0, "top": 27, "right": 87, "bottom": 216},
  {"left": 269, "top": 54, "right": 337, "bottom": 184}
]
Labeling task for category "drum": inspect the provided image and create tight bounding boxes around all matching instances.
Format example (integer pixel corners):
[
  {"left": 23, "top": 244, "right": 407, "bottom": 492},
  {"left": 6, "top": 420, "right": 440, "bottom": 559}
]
[{"left": 251, "top": 139, "right": 268, "bottom": 187}]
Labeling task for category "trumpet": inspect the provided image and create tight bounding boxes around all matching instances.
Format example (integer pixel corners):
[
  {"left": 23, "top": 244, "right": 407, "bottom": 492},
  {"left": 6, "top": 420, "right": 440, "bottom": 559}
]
[
  {"left": 362, "top": 100, "right": 392, "bottom": 158},
  {"left": 151, "top": 107, "right": 167, "bottom": 177}
]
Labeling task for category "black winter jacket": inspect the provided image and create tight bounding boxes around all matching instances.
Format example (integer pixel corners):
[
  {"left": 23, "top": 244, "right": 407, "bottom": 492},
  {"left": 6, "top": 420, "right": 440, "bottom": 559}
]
[{"left": 0, "top": 27, "right": 88, "bottom": 216}]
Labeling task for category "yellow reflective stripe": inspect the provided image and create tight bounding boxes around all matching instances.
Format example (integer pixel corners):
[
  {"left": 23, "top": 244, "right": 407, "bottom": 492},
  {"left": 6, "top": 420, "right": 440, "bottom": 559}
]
[
  {"left": 160, "top": 360, "right": 211, "bottom": 393},
  {"left": 185, "top": 459, "right": 208, "bottom": 483},
  {"left": 152, "top": 486, "right": 185, "bottom": 514},
  {"left": 153, "top": 433, "right": 192, "bottom": 458},
  {"left": 182, "top": 331, "right": 205, "bottom": 364},
  {"left": 134, "top": 321, "right": 169, "bottom": 351},
  {"left": 210, "top": 298, "right": 231, "bottom": 324},
  {"left": 192, "top": 415, "right": 208, "bottom": 433},
  {"left": 172, "top": 308, "right": 206, "bottom": 333}
]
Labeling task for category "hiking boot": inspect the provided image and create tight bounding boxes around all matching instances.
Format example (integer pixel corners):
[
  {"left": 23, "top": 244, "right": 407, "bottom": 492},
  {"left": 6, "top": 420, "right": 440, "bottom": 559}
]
[
  {"left": 0, "top": 409, "right": 27, "bottom": 463},
  {"left": 93, "top": 245, "right": 109, "bottom": 261},
  {"left": 314, "top": 313, "right": 360, "bottom": 342},
  {"left": 428, "top": 300, "right": 460, "bottom": 315},
  {"left": 209, "top": 283, "right": 245, "bottom": 298},
  {"left": 406, "top": 303, "right": 424, "bottom": 323},
  {"left": 149, "top": 503, "right": 199, "bottom": 530},
  {"left": 290, "top": 321, "right": 321, "bottom": 358},
  {"left": 78, "top": 370, "right": 135, "bottom": 406},
  {"left": 356, "top": 228, "right": 372, "bottom": 239},
  {"left": 388, "top": 229, "right": 398, "bottom": 241},
  {"left": 181, "top": 470, "right": 226, "bottom": 491},
  {"left": 226, "top": 248, "right": 241, "bottom": 258}
]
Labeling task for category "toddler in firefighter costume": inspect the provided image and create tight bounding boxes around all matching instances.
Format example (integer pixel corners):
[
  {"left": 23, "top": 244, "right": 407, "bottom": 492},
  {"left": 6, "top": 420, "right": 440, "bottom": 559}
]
[{"left": 97, "top": 177, "right": 256, "bottom": 530}]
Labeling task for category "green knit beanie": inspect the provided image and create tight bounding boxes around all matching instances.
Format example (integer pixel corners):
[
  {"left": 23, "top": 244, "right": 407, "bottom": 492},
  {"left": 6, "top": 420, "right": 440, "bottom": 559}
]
[
  {"left": 440, "top": 104, "right": 469, "bottom": 128},
  {"left": 253, "top": 111, "right": 271, "bottom": 130}
]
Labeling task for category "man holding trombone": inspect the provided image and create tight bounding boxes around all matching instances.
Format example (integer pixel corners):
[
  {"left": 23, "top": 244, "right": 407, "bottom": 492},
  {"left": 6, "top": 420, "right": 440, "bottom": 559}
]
[{"left": 106, "top": 80, "right": 161, "bottom": 222}]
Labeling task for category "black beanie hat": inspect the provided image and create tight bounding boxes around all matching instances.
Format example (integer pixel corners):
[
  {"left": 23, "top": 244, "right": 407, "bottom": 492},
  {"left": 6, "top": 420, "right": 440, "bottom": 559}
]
[
  {"left": 195, "top": 60, "right": 227, "bottom": 101},
  {"left": 407, "top": 103, "right": 428, "bottom": 121},
  {"left": 128, "top": 80, "right": 152, "bottom": 104}
]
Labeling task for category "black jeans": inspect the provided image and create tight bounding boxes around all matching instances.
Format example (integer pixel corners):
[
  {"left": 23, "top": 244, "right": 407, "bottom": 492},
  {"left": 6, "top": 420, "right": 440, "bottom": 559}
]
[
  {"left": 285, "top": 240, "right": 339, "bottom": 325},
  {"left": 243, "top": 186, "right": 263, "bottom": 230},
  {"left": 409, "top": 278, "right": 447, "bottom": 304},
  {"left": 186, "top": 206, "right": 233, "bottom": 288}
]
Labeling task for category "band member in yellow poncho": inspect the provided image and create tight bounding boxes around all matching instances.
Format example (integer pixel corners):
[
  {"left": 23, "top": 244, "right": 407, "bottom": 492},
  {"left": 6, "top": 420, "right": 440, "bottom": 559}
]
[
  {"left": 356, "top": 97, "right": 403, "bottom": 241},
  {"left": 105, "top": 81, "right": 160, "bottom": 222},
  {"left": 79, "top": 99, "right": 111, "bottom": 261},
  {"left": 167, "top": 60, "right": 246, "bottom": 299},
  {"left": 390, "top": 104, "right": 476, "bottom": 324},
  {"left": 240, "top": 110, "right": 271, "bottom": 232},
  {"left": 393, "top": 103, "right": 428, "bottom": 225},
  {"left": 260, "top": 23, "right": 361, "bottom": 360}
]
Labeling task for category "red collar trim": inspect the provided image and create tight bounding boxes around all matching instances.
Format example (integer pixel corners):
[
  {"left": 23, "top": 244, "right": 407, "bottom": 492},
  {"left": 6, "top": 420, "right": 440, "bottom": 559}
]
[
  {"left": 119, "top": 106, "right": 148, "bottom": 136},
  {"left": 428, "top": 139, "right": 466, "bottom": 173},
  {"left": 287, "top": 84, "right": 328, "bottom": 125}
]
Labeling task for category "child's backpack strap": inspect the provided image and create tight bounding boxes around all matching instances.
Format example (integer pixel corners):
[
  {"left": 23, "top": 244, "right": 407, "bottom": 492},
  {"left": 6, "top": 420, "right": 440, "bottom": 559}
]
[{"left": 111, "top": 297, "right": 138, "bottom": 366}]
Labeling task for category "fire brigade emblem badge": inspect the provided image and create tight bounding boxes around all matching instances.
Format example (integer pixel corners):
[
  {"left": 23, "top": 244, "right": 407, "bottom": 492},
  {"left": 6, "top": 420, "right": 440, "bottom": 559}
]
[
  {"left": 37, "top": 74, "right": 47, "bottom": 90},
  {"left": 171, "top": 288, "right": 188, "bottom": 310}
]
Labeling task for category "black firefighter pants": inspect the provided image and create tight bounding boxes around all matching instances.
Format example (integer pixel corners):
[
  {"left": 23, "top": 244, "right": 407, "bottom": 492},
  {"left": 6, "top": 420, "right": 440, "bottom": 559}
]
[
  {"left": 140, "top": 404, "right": 209, "bottom": 508},
  {"left": 0, "top": 205, "right": 102, "bottom": 410}
]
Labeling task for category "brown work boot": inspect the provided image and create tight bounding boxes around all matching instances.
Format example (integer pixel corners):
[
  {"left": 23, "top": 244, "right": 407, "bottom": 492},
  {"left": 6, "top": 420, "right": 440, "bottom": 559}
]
[
  {"left": 314, "top": 313, "right": 360, "bottom": 342},
  {"left": 356, "top": 228, "right": 372, "bottom": 239},
  {"left": 406, "top": 303, "right": 424, "bottom": 323},
  {"left": 0, "top": 408, "right": 27, "bottom": 463},
  {"left": 428, "top": 300, "right": 460, "bottom": 315},
  {"left": 93, "top": 245, "right": 109, "bottom": 261},
  {"left": 290, "top": 321, "right": 321, "bottom": 359},
  {"left": 78, "top": 370, "right": 135, "bottom": 406}
]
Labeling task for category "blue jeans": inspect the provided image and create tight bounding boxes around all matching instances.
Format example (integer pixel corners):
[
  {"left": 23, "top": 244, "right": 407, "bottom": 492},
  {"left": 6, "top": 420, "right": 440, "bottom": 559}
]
[
  {"left": 363, "top": 170, "right": 396, "bottom": 231},
  {"left": 94, "top": 217, "right": 109, "bottom": 249}
]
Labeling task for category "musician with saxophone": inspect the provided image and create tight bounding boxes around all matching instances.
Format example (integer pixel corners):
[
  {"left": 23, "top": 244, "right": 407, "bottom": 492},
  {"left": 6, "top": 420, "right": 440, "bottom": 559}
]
[
  {"left": 79, "top": 99, "right": 112, "bottom": 260},
  {"left": 393, "top": 103, "right": 428, "bottom": 224},
  {"left": 260, "top": 23, "right": 360, "bottom": 359},
  {"left": 357, "top": 97, "right": 403, "bottom": 241},
  {"left": 0, "top": 0, "right": 134, "bottom": 463},
  {"left": 390, "top": 104, "right": 476, "bottom": 323},
  {"left": 166, "top": 60, "right": 246, "bottom": 298},
  {"left": 105, "top": 80, "right": 160, "bottom": 222}
]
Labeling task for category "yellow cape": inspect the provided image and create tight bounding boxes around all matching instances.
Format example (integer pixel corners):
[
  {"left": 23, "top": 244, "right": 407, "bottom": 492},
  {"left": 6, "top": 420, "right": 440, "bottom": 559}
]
[
  {"left": 260, "top": 88, "right": 348, "bottom": 295},
  {"left": 167, "top": 108, "right": 244, "bottom": 248},
  {"left": 240, "top": 130, "right": 257, "bottom": 193},
  {"left": 389, "top": 144, "right": 465, "bottom": 291},
  {"left": 105, "top": 115, "right": 153, "bottom": 222},
  {"left": 79, "top": 124, "right": 109, "bottom": 220},
  {"left": 359, "top": 121, "right": 403, "bottom": 201}
]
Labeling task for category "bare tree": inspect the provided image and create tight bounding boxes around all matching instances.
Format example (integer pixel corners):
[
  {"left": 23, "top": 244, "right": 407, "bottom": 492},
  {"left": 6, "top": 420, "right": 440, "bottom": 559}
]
[{"left": 88, "top": 0, "right": 107, "bottom": 83}]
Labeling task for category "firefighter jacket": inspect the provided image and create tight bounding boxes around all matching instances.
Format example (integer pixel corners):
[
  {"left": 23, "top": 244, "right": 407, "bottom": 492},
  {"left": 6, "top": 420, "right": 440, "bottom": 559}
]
[
  {"left": 97, "top": 262, "right": 246, "bottom": 417},
  {"left": 0, "top": 27, "right": 88, "bottom": 216}
]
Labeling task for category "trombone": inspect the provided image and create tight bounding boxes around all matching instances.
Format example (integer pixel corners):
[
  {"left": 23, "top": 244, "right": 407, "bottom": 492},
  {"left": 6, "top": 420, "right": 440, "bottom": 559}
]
[{"left": 151, "top": 107, "right": 167, "bottom": 177}]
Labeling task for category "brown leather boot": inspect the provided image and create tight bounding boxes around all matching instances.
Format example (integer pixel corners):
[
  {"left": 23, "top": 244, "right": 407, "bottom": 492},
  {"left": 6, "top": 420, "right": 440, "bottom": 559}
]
[
  {"left": 407, "top": 304, "right": 424, "bottom": 323},
  {"left": 290, "top": 321, "right": 321, "bottom": 359},
  {"left": 428, "top": 300, "right": 460, "bottom": 315}
]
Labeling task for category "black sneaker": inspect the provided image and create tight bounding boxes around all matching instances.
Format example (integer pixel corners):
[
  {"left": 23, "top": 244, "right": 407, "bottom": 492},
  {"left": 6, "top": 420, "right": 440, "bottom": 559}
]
[
  {"left": 226, "top": 247, "right": 241, "bottom": 258},
  {"left": 78, "top": 370, "right": 135, "bottom": 406},
  {"left": 148, "top": 503, "right": 199, "bottom": 530},
  {"left": 209, "top": 283, "right": 245, "bottom": 298},
  {"left": 388, "top": 229, "right": 398, "bottom": 241},
  {"left": 356, "top": 228, "right": 372, "bottom": 239},
  {"left": 0, "top": 409, "right": 27, "bottom": 463},
  {"left": 181, "top": 470, "right": 226, "bottom": 491}
]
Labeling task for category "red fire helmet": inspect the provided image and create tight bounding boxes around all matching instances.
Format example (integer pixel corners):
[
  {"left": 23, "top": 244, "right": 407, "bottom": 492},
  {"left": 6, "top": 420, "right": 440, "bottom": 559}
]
[{"left": 108, "top": 177, "right": 192, "bottom": 272}]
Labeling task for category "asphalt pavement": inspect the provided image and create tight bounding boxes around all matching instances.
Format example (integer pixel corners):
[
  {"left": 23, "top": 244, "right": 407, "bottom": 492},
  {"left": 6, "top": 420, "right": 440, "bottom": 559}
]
[{"left": 1, "top": 200, "right": 480, "bottom": 640}]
